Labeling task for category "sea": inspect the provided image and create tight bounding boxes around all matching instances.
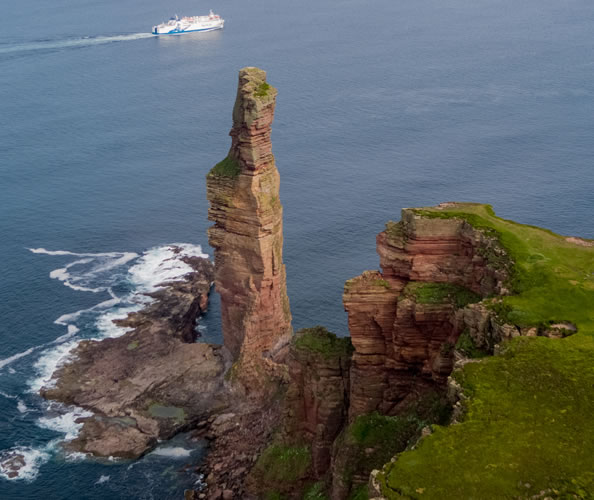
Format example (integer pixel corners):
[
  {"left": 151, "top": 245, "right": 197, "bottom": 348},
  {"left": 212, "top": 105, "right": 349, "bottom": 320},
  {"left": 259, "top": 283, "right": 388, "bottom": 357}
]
[{"left": 1, "top": 0, "right": 593, "bottom": 497}]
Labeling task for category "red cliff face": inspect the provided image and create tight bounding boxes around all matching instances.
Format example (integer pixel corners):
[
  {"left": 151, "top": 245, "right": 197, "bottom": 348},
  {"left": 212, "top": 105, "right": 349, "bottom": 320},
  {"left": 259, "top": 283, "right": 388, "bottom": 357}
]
[
  {"left": 344, "top": 205, "right": 510, "bottom": 419},
  {"left": 207, "top": 67, "right": 292, "bottom": 362},
  {"left": 282, "top": 327, "right": 352, "bottom": 478}
]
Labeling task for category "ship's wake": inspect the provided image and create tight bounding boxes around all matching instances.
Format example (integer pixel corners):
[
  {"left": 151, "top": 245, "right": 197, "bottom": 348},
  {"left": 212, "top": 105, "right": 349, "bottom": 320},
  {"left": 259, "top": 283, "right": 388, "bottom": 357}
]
[{"left": 0, "top": 33, "right": 153, "bottom": 55}]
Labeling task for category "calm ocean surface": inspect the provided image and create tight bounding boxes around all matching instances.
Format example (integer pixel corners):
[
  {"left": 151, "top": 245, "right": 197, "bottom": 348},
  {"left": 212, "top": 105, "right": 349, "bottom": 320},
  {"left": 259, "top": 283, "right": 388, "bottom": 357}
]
[{"left": 1, "top": 0, "right": 593, "bottom": 497}]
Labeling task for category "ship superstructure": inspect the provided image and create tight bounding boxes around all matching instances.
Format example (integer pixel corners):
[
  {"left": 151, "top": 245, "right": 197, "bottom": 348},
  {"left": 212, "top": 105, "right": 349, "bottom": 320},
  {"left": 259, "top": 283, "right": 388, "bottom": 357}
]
[{"left": 152, "top": 11, "right": 224, "bottom": 35}]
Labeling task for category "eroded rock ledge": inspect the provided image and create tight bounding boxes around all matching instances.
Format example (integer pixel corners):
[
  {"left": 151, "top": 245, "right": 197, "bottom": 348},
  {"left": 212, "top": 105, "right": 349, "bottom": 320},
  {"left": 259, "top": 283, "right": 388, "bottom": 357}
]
[{"left": 41, "top": 250, "right": 229, "bottom": 459}]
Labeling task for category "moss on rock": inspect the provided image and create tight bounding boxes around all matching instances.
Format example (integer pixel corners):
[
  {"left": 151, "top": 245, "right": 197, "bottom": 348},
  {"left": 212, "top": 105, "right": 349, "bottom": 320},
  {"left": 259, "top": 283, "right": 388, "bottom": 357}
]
[
  {"left": 207, "top": 155, "right": 241, "bottom": 178},
  {"left": 402, "top": 282, "right": 481, "bottom": 308},
  {"left": 294, "top": 326, "right": 353, "bottom": 360}
]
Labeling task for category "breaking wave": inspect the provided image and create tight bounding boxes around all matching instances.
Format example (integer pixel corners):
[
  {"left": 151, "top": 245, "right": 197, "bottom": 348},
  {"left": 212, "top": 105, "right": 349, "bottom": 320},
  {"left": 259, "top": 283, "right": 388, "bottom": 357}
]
[
  {"left": 27, "top": 244, "right": 208, "bottom": 393},
  {"left": 0, "top": 444, "right": 52, "bottom": 482},
  {"left": 0, "top": 243, "right": 210, "bottom": 482}
]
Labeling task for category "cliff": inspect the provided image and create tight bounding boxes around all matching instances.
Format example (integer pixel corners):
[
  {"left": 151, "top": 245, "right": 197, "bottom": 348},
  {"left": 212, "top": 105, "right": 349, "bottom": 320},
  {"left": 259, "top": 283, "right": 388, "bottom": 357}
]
[
  {"left": 264, "top": 202, "right": 593, "bottom": 500},
  {"left": 366, "top": 203, "right": 594, "bottom": 499},
  {"left": 244, "top": 327, "right": 352, "bottom": 499},
  {"left": 206, "top": 67, "right": 292, "bottom": 365},
  {"left": 343, "top": 205, "right": 510, "bottom": 419}
]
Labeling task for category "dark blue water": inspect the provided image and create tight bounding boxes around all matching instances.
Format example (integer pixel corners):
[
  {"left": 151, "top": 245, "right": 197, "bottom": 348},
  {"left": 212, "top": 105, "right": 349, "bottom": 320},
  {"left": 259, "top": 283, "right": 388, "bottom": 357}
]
[{"left": 1, "top": 0, "right": 593, "bottom": 497}]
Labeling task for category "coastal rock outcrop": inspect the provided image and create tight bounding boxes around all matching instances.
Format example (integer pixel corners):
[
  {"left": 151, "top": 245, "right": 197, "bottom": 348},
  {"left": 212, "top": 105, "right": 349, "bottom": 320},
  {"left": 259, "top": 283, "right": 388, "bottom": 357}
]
[
  {"left": 343, "top": 205, "right": 511, "bottom": 418},
  {"left": 206, "top": 67, "right": 292, "bottom": 365},
  {"left": 41, "top": 249, "right": 229, "bottom": 458}
]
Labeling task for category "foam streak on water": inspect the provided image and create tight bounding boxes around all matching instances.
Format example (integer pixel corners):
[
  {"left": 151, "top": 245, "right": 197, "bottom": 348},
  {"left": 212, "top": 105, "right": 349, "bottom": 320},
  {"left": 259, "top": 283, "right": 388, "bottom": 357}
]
[{"left": 0, "top": 33, "right": 154, "bottom": 55}]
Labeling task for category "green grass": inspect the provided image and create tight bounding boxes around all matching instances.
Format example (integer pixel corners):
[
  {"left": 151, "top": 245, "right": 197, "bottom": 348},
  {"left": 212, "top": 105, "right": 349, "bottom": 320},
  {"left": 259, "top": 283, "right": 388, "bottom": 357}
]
[
  {"left": 455, "top": 328, "right": 488, "bottom": 358},
  {"left": 207, "top": 155, "right": 241, "bottom": 178},
  {"left": 373, "top": 279, "right": 391, "bottom": 289},
  {"left": 255, "top": 81, "right": 271, "bottom": 97},
  {"left": 294, "top": 326, "right": 353, "bottom": 360},
  {"left": 303, "top": 482, "right": 328, "bottom": 500},
  {"left": 403, "top": 282, "right": 481, "bottom": 308},
  {"left": 349, "top": 484, "right": 369, "bottom": 500},
  {"left": 378, "top": 337, "right": 594, "bottom": 499},
  {"left": 376, "top": 203, "right": 594, "bottom": 498},
  {"left": 410, "top": 203, "right": 594, "bottom": 330},
  {"left": 350, "top": 413, "right": 418, "bottom": 448},
  {"left": 254, "top": 444, "right": 311, "bottom": 484}
]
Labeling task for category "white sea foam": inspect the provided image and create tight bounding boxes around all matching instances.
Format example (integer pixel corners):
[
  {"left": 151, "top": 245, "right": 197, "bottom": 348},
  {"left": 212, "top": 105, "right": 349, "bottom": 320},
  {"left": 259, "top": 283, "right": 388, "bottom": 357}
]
[
  {"left": 95, "top": 474, "right": 111, "bottom": 484},
  {"left": 0, "top": 445, "right": 51, "bottom": 481},
  {"left": 53, "top": 325, "right": 80, "bottom": 344},
  {"left": 95, "top": 305, "right": 141, "bottom": 339},
  {"left": 150, "top": 446, "right": 193, "bottom": 458},
  {"left": 64, "top": 451, "right": 89, "bottom": 462},
  {"left": 53, "top": 295, "right": 121, "bottom": 327},
  {"left": 17, "top": 400, "right": 28, "bottom": 413},
  {"left": 37, "top": 403, "right": 93, "bottom": 441},
  {"left": 28, "top": 341, "right": 78, "bottom": 393},
  {"left": 129, "top": 244, "right": 208, "bottom": 293},
  {"left": 50, "top": 257, "right": 106, "bottom": 293},
  {"left": 0, "top": 347, "right": 36, "bottom": 370},
  {"left": 0, "top": 33, "right": 153, "bottom": 56},
  {"left": 25, "top": 243, "right": 211, "bottom": 456},
  {"left": 36, "top": 249, "right": 138, "bottom": 294}
]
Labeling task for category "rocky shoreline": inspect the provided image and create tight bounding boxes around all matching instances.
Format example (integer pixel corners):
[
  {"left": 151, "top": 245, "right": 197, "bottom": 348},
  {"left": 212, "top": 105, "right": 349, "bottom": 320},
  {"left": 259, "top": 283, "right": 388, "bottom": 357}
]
[
  {"left": 40, "top": 247, "right": 232, "bottom": 459},
  {"left": 29, "top": 68, "right": 594, "bottom": 499}
]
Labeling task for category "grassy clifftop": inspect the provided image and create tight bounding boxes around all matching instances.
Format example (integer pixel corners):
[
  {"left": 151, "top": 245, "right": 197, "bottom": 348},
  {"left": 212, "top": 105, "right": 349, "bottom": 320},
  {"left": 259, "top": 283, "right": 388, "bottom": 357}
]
[{"left": 377, "top": 203, "right": 594, "bottom": 499}]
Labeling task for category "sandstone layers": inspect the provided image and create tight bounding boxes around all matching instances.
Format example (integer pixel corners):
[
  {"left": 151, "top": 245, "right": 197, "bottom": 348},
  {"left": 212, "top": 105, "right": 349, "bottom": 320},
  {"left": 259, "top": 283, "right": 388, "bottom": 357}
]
[
  {"left": 206, "top": 67, "right": 292, "bottom": 361},
  {"left": 42, "top": 250, "right": 228, "bottom": 458},
  {"left": 343, "top": 206, "right": 511, "bottom": 419},
  {"left": 282, "top": 328, "right": 352, "bottom": 478}
]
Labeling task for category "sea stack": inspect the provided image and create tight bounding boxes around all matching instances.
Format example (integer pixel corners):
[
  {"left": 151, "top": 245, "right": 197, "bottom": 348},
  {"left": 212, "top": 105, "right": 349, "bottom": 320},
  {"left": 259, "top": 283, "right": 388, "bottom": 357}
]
[{"left": 206, "top": 67, "right": 292, "bottom": 361}]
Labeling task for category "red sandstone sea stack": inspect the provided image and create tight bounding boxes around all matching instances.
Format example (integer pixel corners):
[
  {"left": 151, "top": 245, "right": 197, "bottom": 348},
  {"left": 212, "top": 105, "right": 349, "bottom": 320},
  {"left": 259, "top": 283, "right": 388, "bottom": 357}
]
[{"left": 206, "top": 67, "right": 292, "bottom": 363}]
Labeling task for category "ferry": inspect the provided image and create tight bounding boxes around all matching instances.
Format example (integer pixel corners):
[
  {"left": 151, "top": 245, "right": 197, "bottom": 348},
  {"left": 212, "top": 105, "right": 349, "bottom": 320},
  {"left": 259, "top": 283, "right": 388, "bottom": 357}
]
[{"left": 152, "top": 11, "right": 224, "bottom": 35}]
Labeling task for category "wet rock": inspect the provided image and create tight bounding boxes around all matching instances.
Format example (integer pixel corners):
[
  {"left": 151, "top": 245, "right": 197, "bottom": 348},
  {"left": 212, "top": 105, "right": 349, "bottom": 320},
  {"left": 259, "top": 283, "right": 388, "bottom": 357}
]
[{"left": 40, "top": 250, "right": 230, "bottom": 458}]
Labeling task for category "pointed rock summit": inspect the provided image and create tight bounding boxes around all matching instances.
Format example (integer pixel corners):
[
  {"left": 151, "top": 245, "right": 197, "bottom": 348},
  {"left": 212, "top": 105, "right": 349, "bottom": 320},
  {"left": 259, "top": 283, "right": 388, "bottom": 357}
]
[{"left": 207, "top": 67, "right": 292, "bottom": 360}]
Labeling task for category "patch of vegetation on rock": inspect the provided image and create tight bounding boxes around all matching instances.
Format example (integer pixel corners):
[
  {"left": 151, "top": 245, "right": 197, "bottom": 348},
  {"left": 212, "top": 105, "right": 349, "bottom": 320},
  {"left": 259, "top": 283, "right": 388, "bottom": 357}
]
[
  {"left": 403, "top": 282, "right": 481, "bottom": 308},
  {"left": 303, "top": 481, "right": 329, "bottom": 500},
  {"left": 349, "top": 484, "right": 369, "bottom": 500},
  {"left": 253, "top": 443, "right": 311, "bottom": 488},
  {"left": 208, "top": 155, "right": 241, "bottom": 178},
  {"left": 455, "top": 328, "right": 488, "bottom": 358},
  {"left": 294, "top": 326, "right": 353, "bottom": 360},
  {"left": 254, "top": 81, "right": 271, "bottom": 97},
  {"left": 372, "top": 279, "right": 391, "bottom": 289},
  {"left": 385, "top": 220, "right": 405, "bottom": 241}
]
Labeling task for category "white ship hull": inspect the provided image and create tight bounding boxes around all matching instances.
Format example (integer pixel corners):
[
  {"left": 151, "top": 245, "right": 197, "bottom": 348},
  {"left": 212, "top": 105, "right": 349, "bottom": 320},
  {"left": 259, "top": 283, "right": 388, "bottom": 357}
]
[{"left": 152, "top": 12, "right": 224, "bottom": 35}]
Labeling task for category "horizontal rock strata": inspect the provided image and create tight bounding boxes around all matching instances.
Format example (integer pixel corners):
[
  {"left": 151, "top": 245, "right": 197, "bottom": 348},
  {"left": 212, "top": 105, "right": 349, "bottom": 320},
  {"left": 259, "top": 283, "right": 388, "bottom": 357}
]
[
  {"left": 344, "top": 206, "right": 511, "bottom": 419},
  {"left": 206, "top": 67, "right": 292, "bottom": 365},
  {"left": 282, "top": 327, "right": 352, "bottom": 478}
]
